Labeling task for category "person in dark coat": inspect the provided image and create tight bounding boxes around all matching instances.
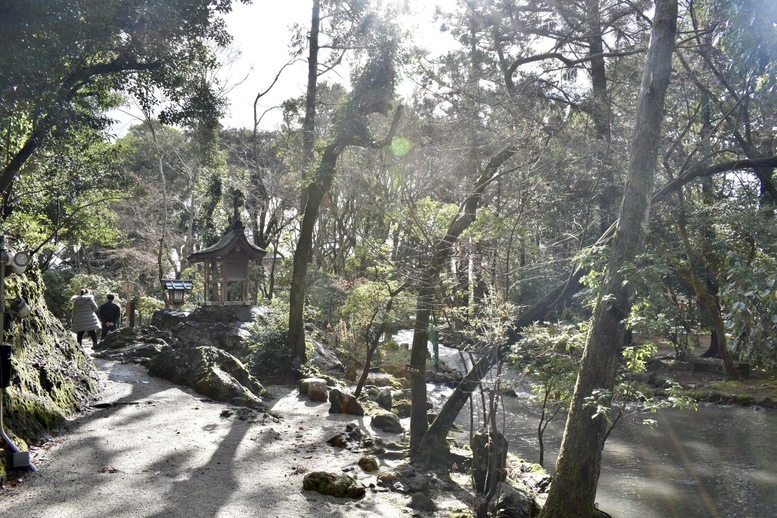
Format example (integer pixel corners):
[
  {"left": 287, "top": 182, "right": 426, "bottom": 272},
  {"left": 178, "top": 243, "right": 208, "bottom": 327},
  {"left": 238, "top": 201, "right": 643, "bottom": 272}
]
[
  {"left": 98, "top": 293, "right": 121, "bottom": 340},
  {"left": 71, "top": 288, "right": 100, "bottom": 347}
]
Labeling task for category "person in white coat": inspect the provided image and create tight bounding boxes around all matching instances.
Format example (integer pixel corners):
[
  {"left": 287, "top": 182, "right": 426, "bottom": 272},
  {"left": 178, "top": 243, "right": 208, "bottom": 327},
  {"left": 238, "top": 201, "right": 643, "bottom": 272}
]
[{"left": 71, "top": 288, "right": 101, "bottom": 347}]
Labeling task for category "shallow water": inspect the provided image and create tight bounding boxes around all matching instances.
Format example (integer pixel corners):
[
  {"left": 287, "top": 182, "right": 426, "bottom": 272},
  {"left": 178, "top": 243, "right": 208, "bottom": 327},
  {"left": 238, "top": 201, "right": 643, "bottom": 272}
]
[
  {"left": 439, "top": 384, "right": 777, "bottom": 517},
  {"left": 596, "top": 404, "right": 777, "bottom": 517},
  {"left": 394, "top": 332, "right": 777, "bottom": 518}
]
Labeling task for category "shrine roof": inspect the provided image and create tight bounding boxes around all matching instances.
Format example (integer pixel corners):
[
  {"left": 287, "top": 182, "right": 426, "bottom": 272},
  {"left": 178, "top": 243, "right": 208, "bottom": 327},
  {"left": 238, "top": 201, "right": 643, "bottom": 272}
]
[{"left": 187, "top": 219, "right": 266, "bottom": 263}]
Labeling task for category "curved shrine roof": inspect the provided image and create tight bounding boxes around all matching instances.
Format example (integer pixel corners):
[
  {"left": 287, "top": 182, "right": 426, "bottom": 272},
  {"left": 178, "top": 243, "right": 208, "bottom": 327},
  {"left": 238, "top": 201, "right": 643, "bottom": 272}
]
[{"left": 187, "top": 220, "right": 266, "bottom": 263}]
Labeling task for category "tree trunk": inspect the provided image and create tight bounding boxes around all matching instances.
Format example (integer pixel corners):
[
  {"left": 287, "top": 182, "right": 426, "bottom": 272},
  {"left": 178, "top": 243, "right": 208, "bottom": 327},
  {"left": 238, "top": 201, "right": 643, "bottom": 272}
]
[
  {"left": 408, "top": 146, "right": 518, "bottom": 459},
  {"left": 585, "top": 0, "right": 616, "bottom": 235},
  {"left": 539, "top": 2, "right": 677, "bottom": 516},
  {"left": 417, "top": 268, "right": 584, "bottom": 464},
  {"left": 287, "top": 142, "right": 342, "bottom": 366},
  {"left": 701, "top": 328, "right": 720, "bottom": 357},
  {"left": 300, "top": 0, "right": 320, "bottom": 211},
  {"left": 285, "top": 46, "right": 403, "bottom": 369}
]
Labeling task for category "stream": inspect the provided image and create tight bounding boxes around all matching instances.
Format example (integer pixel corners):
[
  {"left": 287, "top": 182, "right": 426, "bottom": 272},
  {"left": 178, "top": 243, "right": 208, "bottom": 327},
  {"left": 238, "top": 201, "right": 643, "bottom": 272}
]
[{"left": 394, "top": 331, "right": 777, "bottom": 517}]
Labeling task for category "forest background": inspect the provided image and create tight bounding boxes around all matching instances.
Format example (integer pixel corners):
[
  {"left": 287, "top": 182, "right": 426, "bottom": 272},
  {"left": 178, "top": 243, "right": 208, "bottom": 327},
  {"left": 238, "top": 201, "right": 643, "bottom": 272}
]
[{"left": 1, "top": 1, "right": 777, "bottom": 517}]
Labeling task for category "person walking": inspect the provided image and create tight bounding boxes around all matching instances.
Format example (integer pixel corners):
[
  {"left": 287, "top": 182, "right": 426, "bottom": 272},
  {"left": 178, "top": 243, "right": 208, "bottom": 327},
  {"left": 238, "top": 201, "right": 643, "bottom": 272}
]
[
  {"left": 98, "top": 293, "right": 121, "bottom": 340},
  {"left": 71, "top": 288, "right": 100, "bottom": 347}
]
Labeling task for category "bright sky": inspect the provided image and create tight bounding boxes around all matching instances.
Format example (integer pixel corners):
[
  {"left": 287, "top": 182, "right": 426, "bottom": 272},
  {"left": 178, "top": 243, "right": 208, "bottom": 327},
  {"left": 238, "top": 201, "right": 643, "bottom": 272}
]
[
  {"left": 216, "top": 0, "right": 458, "bottom": 131},
  {"left": 110, "top": 0, "right": 458, "bottom": 134},
  {"left": 216, "top": 0, "right": 311, "bottom": 131}
]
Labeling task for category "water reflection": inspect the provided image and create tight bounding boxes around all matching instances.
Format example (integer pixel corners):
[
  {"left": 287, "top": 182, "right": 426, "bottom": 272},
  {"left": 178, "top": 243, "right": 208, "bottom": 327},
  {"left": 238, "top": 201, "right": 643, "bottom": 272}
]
[
  {"left": 596, "top": 405, "right": 777, "bottom": 517},
  {"left": 406, "top": 334, "right": 777, "bottom": 518},
  {"left": 442, "top": 389, "right": 777, "bottom": 517}
]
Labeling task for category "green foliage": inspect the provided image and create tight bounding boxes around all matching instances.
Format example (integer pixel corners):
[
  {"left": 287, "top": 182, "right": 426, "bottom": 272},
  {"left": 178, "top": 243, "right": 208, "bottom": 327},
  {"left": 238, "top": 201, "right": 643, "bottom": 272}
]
[
  {"left": 514, "top": 323, "right": 697, "bottom": 438},
  {"left": 583, "top": 388, "right": 615, "bottom": 423},
  {"left": 248, "top": 298, "right": 291, "bottom": 378},
  {"left": 2, "top": 126, "right": 131, "bottom": 257},
  {"left": 137, "top": 296, "right": 165, "bottom": 321},
  {"left": 709, "top": 0, "right": 777, "bottom": 80},
  {"left": 405, "top": 197, "right": 460, "bottom": 244},
  {"left": 198, "top": 172, "right": 224, "bottom": 246},
  {"left": 305, "top": 270, "right": 350, "bottom": 327},
  {"left": 511, "top": 322, "right": 584, "bottom": 407},
  {"left": 612, "top": 342, "right": 697, "bottom": 429},
  {"left": 334, "top": 276, "right": 412, "bottom": 370},
  {"left": 511, "top": 321, "right": 583, "bottom": 465},
  {"left": 64, "top": 274, "right": 119, "bottom": 301},
  {"left": 626, "top": 252, "right": 702, "bottom": 359},
  {"left": 340, "top": 277, "right": 411, "bottom": 327},
  {"left": 42, "top": 269, "right": 77, "bottom": 320},
  {"left": 721, "top": 247, "right": 777, "bottom": 368},
  {"left": 1, "top": 0, "right": 236, "bottom": 193},
  {"left": 61, "top": 274, "right": 121, "bottom": 324},
  {"left": 511, "top": 322, "right": 587, "bottom": 366},
  {"left": 180, "top": 265, "right": 204, "bottom": 308},
  {"left": 576, "top": 245, "right": 610, "bottom": 310},
  {"left": 622, "top": 343, "right": 656, "bottom": 374}
]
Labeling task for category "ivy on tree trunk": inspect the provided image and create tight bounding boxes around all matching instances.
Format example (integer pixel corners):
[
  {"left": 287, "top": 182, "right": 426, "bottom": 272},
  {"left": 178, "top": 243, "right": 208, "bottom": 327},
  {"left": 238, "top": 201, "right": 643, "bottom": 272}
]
[{"left": 539, "top": 1, "right": 678, "bottom": 516}]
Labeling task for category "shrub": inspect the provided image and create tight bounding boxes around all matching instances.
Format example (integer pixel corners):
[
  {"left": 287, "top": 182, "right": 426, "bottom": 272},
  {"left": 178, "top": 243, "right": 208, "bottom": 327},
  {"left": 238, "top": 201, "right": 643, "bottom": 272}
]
[{"left": 248, "top": 298, "right": 292, "bottom": 378}]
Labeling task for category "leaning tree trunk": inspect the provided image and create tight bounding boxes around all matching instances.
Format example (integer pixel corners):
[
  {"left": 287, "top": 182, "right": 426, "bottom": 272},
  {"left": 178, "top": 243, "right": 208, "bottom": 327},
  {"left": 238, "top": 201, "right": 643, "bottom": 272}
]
[
  {"left": 408, "top": 146, "right": 517, "bottom": 459},
  {"left": 539, "top": 2, "right": 677, "bottom": 517},
  {"left": 285, "top": 46, "right": 402, "bottom": 370},
  {"left": 417, "top": 268, "right": 584, "bottom": 464}
]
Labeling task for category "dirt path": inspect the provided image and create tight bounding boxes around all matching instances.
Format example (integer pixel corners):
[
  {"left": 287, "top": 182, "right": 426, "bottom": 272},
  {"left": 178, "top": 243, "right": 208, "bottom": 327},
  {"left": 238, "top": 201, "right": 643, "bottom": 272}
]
[{"left": 1, "top": 358, "right": 415, "bottom": 518}]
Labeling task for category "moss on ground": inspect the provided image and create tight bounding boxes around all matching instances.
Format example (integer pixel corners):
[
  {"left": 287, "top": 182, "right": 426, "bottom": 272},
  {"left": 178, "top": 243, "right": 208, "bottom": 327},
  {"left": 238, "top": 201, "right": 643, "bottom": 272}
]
[{"left": 676, "top": 371, "right": 777, "bottom": 407}]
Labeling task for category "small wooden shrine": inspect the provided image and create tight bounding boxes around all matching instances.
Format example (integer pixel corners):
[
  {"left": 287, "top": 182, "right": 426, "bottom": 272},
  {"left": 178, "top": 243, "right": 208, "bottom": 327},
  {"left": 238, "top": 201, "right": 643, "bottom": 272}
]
[{"left": 187, "top": 219, "right": 266, "bottom": 306}]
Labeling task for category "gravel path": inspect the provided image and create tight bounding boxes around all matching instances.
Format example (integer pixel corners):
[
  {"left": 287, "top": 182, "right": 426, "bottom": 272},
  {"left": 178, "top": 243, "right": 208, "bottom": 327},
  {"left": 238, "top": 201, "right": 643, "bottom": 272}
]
[{"left": 1, "top": 358, "right": 414, "bottom": 518}]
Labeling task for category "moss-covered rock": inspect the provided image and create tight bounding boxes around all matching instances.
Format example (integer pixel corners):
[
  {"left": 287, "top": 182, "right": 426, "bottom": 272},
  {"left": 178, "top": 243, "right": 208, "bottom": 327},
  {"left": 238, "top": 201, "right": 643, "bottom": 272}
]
[
  {"left": 147, "top": 345, "right": 270, "bottom": 408},
  {"left": 94, "top": 325, "right": 173, "bottom": 363},
  {"left": 2, "top": 267, "right": 98, "bottom": 477},
  {"left": 371, "top": 409, "right": 404, "bottom": 433}
]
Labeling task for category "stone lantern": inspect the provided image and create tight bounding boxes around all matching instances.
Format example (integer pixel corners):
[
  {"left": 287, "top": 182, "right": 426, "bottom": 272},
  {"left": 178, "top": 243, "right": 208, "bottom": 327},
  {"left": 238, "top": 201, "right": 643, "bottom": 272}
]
[{"left": 187, "top": 219, "right": 266, "bottom": 306}]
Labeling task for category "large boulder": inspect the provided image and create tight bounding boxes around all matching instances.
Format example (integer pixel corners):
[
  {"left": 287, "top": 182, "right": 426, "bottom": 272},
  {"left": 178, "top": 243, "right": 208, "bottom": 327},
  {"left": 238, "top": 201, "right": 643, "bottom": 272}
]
[
  {"left": 365, "top": 373, "right": 404, "bottom": 389},
  {"left": 407, "top": 492, "right": 437, "bottom": 512},
  {"left": 309, "top": 338, "right": 343, "bottom": 372},
  {"left": 487, "top": 482, "right": 539, "bottom": 518},
  {"left": 94, "top": 308, "right": 281, "bottom": 408},
  {"left": 358, "top": 455, "right": 380, "bottom": 472},
  {"left": 392, "top": 399, "right": 412, "bottom": 418},
  {"left": 93, "top": 326, "right": 173, "bottom": 362},
  {"left": 308, "top": 380, "right": 329, "bottom": 402},
  {"left": 371, "top": 409, "right": 404, "bottom": 434},
  {"left": 147, "top": 346, "right": 270, "bottom": 408},
  {"left": 376, "top": 388, "right": 393, "bottom": 410},
  {"left": 151, "top": 306, "right": 266, "bottom": 358},
  {"left": 299, "top": 377, "right": 328, "bottom": 402},
  {"left": 329, "top": 388, "right": 364, "bottom": 416},
  {"left": 327, "top": 421, "right": 363, "bottom": 449}
]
